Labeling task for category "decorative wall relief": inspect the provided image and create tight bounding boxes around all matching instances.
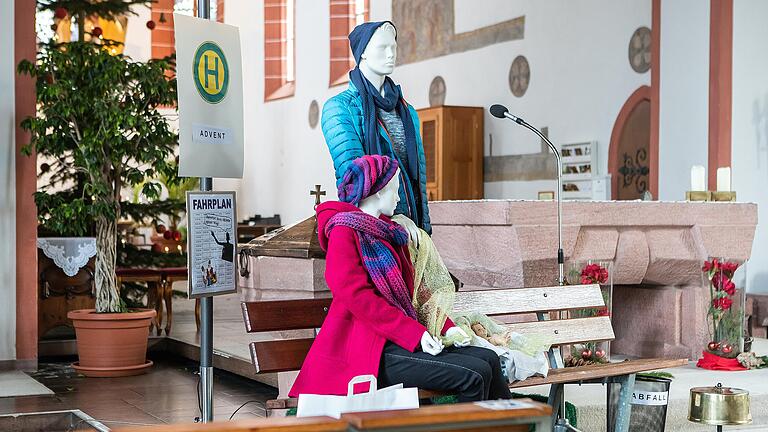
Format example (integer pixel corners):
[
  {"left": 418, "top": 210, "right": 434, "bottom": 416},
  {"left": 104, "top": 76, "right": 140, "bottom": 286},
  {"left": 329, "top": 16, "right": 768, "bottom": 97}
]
[
  {"left": 628, "top": 27, "right": 651, "bottom": 73},
  {"left": 392, "top": 0, "right": 524, "bottom": 65},
  {"left": 508, "top": 55, "right": 530, "bottom": 97},
  {"left": 429, "top": 76, "right": 446, "bottom": 107},
  {"left": 308, "top": 100, "right": 319, "bottom": 129}
]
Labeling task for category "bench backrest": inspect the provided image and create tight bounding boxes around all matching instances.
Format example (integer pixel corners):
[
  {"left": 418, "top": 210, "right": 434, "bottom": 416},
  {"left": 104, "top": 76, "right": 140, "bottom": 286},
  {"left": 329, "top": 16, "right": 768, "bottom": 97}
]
[{"left": 242, "top": 284, "right": 612, "bottom": 374}]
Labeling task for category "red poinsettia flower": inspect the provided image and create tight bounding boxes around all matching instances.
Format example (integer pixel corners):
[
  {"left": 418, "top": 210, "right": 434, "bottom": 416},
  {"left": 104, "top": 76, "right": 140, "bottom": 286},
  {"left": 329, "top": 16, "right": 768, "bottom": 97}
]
[
  {"left": 722, "top": 279, "right": 736, "bottom": 296},
  {"left": 720, "top": 261, "right": 739, "bottom": 277},
  {"left": 596, "top": 307, "right": 610, "bottom": 317},
  {"left": 702, "top": 260, "right": 713, "bottom": 272},
  {"left": 581, "top": 263, "right": 609, "bottom": 285},
  {"left": 713, "top": 297, "right": 733, "bottom": 310}
]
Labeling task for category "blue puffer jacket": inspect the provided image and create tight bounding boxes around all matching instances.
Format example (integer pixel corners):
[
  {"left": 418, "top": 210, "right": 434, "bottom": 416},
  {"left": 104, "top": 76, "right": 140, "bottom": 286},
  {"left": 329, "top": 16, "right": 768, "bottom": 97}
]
[{"left": 321, "top": 81, "right": 431, "bottom": 234}]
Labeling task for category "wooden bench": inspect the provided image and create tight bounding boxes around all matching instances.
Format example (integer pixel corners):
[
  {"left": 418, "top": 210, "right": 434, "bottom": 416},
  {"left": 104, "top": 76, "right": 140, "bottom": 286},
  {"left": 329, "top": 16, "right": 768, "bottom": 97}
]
[
  {"left": 115, "top": 400, "right": 552, "bottom": 431},
  {"left": 241, "top": 284, "right": 688, "bottom": 431}
]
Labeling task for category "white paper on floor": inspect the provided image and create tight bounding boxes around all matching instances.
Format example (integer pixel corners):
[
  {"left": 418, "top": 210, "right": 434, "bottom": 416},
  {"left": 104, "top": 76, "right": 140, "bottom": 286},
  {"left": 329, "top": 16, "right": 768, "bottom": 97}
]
[{"left": 0, "top": 371, "right": 54, "bottom": 398}]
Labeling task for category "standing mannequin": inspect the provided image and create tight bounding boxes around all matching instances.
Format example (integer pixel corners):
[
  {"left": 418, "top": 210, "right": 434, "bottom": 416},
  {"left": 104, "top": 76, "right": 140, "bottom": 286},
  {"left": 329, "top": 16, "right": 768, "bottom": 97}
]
[
  {"left": 289, "top": 156, "right": 512, "bottom": 402},
  {"left": 322, "top": 21, "right": 430, "bottom": 243}
]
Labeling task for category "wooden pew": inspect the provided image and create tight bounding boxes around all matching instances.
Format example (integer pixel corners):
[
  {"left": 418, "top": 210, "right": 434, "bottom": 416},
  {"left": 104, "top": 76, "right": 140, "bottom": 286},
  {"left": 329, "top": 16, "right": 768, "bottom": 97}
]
[
  {"left": 115, "top": 416, "right": 347, "bottom": 432},
  {"left": 115, "top": 401, "right": 552, "bottom": 431},
  {"left": 241, "top": 284, "right": 688, "bottom": 431}
]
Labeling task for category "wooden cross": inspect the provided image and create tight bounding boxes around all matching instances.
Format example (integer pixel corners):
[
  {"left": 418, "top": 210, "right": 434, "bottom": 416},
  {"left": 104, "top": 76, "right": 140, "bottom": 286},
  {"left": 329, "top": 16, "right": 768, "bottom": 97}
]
[{"left": 310, "top": 185, "right": 326, "bottom": 207}]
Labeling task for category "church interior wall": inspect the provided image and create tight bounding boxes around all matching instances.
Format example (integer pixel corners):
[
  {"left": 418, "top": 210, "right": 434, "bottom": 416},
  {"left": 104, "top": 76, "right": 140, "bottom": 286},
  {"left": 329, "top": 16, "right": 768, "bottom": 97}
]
[
  {"left": 657, "top": 0, "right": 710, "bottom": 202},
  {"left": 733, "top": 0, "right": 768, "bottom": 294},
  {"left": 1, "top": 0, "right": 17, "bottom": 361},
  {"left": 226, "top": 0, "right": 651, "bottom": 225}
]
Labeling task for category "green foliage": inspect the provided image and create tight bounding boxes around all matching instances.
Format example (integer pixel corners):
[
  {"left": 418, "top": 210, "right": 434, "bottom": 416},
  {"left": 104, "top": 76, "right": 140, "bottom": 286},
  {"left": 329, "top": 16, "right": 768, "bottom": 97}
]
[
  {"left": 38, "top": 0, "right": 152, "bottom": 22},
  {"left": 18, "top": 40, "right": 178, "bottom": 234},
  {"left": 19, "top": 36, "right": 179, "bottom": 312}
]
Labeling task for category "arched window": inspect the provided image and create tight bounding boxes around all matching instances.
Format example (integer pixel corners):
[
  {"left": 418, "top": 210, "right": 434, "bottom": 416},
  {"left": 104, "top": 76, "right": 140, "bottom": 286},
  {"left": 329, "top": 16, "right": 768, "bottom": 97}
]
[
  {"left": 329, "top": 0, "right": 369, "bottom": 87},
  {"left": 264, "top": 0, "right": 295, "bottom": 101}
]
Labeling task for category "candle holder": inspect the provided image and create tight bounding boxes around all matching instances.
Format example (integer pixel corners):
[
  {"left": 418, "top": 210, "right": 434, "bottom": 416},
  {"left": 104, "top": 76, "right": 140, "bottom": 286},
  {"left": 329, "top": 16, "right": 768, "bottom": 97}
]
[
  {"left": 711, "top": 191, "right": 737, "bottom": 202},
  {"left": 686, "top": 191, "right": 712, "bottom": 202}
]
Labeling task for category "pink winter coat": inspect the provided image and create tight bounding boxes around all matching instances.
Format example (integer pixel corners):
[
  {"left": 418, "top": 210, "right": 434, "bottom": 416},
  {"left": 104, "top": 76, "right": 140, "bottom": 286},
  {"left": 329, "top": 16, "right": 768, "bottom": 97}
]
[{"left": 289, "top": 201, "right": 453, "bottom": 397}]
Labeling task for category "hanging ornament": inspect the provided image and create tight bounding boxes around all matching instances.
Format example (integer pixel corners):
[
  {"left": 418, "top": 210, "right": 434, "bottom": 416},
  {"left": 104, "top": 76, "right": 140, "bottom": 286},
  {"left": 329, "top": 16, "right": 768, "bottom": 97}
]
[
  {"left": 172, "top": 230, "right": 182, "bottom": 242},
  {"left": 595, "top": 348, "right": 605, "bottom": 359},
  {"left": 158, "top": 12, "right": 167, "bottom": 23},
  {"left": 146, "top": 20, "right": 156, "bottom": 30},
  {"left": 581, "top": 349, "right": 593, "bottom": 360},
  {"left": 44, "top": 73, "right": 54, "bottom": 85},
  {"left": 156, "top": 224, "right": 167, "bottom": 233},
  {"left": 721, "top": 344, "right": 733, "bottom": 354},
  {"left": 707, "top": 341, "right": 720, "bottom": 351},
  {"left": 163, "top": 230, "right": 172, "bottom": 240},
  {"left": 92, "top": 26, "right": 103, "bottom": 38},
  {"left": 54, "top": 7, "right": 68, "bottom": 19}
]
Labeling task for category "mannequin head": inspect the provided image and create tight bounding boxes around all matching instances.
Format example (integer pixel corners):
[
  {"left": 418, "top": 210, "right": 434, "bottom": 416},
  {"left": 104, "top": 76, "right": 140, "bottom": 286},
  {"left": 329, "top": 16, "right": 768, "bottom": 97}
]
[
  {"left": 359, "top": 168, "right": 401, "bottom": 218},
  {"left": 358, "top": 23, "right": 397, "bottom": 88}
]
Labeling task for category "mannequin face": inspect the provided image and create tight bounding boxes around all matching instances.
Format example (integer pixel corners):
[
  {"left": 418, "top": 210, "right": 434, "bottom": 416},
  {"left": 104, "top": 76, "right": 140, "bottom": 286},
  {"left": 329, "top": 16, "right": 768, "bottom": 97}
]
[
  {"left": 359, "top": 169, "right": 401, "bottom": 218},
  {"left": 359, "top": 24, "right": 397, "bottom": 77}
]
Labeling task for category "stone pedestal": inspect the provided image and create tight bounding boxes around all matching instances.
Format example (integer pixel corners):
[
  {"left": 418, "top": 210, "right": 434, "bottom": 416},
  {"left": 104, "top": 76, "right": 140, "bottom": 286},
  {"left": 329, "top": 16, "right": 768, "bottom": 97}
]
[{"left": 429, "top": 200, "right": 757, "bottom": 359}]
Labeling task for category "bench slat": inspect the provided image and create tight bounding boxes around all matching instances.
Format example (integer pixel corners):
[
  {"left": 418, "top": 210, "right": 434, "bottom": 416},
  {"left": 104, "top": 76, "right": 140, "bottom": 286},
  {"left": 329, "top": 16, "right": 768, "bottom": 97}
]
[
  {"left": 250, "top": 317, "right": 613, "bottom": 374},
  {"left": 242, "top": 299, "right": 331, "bottom": 333},
  {"left": 505, "top": 316, "right": 614, "bottom": 346},
  {"left": 454, "top": 284, "right": 605, "bottom": 315},
  {"left": 250, "top": 339, "right": 313, "bottom": 373},
  {"left": 267, "top": 358, "right": 689, "bottom": 410}
]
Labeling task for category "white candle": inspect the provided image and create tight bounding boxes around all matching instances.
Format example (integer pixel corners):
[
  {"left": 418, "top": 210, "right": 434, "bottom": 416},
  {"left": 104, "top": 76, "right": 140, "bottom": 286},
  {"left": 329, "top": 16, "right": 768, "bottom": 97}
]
[
  {"left": 691, "top": 165, "right": 706, "bottom": 191},
  {"left": 717, "top": 167, "right": 731, "bottom": 192}
]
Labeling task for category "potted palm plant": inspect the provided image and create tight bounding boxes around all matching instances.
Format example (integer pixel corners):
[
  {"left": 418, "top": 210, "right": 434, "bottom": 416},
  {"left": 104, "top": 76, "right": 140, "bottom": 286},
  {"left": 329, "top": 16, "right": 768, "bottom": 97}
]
[{"left": 19, "top": 1, "right": 177, "bottom": 376}]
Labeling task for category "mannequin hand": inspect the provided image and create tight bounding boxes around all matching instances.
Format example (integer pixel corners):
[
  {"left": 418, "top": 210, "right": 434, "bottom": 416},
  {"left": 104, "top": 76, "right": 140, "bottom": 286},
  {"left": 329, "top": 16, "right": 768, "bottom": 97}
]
[
  {"left": 420, "top": 331, "right": 444, "bottom": 356},
  {"left": 445, "top": 327, "right": 472, "bottom": 347},
  {"left": 393, "top": 216, "right": 421, "bottom": 247}
]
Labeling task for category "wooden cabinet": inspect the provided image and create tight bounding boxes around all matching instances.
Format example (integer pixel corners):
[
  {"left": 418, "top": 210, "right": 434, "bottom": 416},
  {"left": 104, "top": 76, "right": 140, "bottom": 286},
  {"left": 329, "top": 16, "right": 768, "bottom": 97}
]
[{"left": 417, "top": 106, "right": 484, "bottom": 201}]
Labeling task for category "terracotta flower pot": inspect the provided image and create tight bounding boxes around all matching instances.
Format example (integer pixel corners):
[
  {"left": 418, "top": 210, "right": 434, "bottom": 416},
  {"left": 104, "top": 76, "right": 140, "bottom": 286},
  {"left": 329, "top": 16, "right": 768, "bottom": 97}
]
[{"left": 67, "top": 308, "right": 156, "bottom": 377}]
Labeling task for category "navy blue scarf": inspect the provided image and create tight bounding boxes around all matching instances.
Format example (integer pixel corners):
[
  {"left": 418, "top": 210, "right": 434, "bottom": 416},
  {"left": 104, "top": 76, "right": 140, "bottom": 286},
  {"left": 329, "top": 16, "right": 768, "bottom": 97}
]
[{"left": 349, "top": 67, "right": 423, "bottom": 227}]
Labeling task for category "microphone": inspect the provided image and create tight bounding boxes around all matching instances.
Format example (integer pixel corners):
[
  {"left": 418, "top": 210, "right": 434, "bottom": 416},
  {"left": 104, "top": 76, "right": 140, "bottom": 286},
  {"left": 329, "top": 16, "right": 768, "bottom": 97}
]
[{"left": 489, "top": 104, "right": 524, "bottom": 125}]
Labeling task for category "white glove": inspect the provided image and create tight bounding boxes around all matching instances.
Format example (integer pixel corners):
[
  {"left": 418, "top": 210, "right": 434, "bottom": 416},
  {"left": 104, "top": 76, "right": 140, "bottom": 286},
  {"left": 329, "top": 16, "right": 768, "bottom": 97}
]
[
  {"left": 393, "top": 216, "right": 421, "bottom": 248},
  {"left": 445, "top": 327, "right": 472, "bottom": 347},
  {"left": 420, "top": 331, "right": 444, "bottom": 356}
]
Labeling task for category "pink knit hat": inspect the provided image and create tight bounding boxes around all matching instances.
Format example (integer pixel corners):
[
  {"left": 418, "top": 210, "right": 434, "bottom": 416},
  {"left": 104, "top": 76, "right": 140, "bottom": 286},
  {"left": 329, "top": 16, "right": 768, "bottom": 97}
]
[{"left": 338, "top": 155, "right": 400, "bottom": 206}]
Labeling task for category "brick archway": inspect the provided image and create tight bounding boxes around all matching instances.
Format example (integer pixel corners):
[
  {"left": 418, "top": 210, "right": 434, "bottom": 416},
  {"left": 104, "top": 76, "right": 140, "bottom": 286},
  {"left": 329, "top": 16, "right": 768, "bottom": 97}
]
[{"left": 608, "top": 85, "right": 653, "bottom": 200}]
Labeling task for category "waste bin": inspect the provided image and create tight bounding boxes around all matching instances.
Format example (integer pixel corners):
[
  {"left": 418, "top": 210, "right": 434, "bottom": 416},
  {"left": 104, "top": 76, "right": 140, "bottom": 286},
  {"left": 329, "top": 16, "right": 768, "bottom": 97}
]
[{"left": 607, "top": 375, "right": 671, "bottom": 431}]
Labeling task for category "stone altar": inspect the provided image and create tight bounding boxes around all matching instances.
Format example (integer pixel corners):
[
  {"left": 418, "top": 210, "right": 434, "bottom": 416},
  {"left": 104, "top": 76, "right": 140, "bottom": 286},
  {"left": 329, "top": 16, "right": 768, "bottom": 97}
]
[
  {"left": 237, "top": 200, "right": 757, "bottom": 360},
  {"left": 429, "top": 200, "right": 758, "bottom": 359}
]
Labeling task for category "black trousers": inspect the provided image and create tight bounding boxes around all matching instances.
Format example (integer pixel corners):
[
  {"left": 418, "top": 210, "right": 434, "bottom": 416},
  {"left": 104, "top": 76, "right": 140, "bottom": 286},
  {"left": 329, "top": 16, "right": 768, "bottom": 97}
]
[{"left": 378, "top": 342, "right": 513, "bottom": 402}]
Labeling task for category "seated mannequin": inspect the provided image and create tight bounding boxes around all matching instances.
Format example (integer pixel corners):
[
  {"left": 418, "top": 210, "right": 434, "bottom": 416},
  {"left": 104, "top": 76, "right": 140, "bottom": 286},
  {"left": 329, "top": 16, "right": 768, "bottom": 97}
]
[{"left": 289, "top": 155, "right": 511, "bottom": 402}]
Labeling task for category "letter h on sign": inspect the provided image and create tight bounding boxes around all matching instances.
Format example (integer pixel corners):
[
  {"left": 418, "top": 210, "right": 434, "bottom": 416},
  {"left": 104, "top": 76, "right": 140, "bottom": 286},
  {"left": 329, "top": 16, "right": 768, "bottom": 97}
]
[{"left": 205, "top": 55, "right": 220, "bottom": 90}]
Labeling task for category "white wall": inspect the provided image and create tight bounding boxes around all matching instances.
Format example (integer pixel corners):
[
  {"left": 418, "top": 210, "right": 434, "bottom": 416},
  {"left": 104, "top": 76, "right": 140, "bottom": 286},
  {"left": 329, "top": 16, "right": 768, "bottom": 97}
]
[
  {"left": 224, "top": 0, "right": 650, "bottom": 224},
  {"left": 733, "top": 0, "right": 768, "bottom": 294},
  {"left": 1, "top": 0, "right": 17, "bottom": 361},
  {"left": 657, "top": 0, "right": 710, "bottom": 201},
  {"left": 123, "top": 5, "right": 153, "bottom": 62}
]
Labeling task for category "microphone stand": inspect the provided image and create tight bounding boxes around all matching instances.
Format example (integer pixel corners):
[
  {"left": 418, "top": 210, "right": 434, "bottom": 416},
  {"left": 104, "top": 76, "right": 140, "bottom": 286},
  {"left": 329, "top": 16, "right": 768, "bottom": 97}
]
[
  {"left": 497, "top": 111, "right": 579, "bottom": 432},
  {"left": 501, "top": 113, "right": 564, "bottom": 286}
]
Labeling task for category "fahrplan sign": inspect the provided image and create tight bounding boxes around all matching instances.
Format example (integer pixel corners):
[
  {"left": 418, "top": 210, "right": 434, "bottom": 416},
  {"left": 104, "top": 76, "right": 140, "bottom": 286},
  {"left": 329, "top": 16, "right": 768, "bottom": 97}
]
[
  {"left": 186, "top": 191, "right": 238, "bottom": 298},
  {"left": 175, "top": 14, "right": 243, "bottom": 179}
]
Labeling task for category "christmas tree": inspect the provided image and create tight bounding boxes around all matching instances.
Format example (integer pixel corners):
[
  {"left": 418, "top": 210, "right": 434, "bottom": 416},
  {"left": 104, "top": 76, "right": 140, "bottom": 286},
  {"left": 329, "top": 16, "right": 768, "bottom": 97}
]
[{"left": 21, "top": 0, "right": 187, "bottom": 312}]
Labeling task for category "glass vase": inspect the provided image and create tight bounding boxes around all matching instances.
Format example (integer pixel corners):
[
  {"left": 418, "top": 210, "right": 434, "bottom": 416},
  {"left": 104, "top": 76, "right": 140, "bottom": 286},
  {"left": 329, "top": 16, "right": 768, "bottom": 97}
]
[
  {"left": 702, "top": 258, "right": 746, "bottom": 358},
  {"left": 564, "top": 260, "right": 613, "bottom": 366}
]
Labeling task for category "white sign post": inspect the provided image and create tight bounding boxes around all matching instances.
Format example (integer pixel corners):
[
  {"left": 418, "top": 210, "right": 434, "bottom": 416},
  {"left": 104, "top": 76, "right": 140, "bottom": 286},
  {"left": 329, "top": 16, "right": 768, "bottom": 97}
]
[
  {"left": 174, "top": 5, "right": 243, "bottom": 422},
  {"left": 175, "top": 13, "right": 244, "bottom": 179}
]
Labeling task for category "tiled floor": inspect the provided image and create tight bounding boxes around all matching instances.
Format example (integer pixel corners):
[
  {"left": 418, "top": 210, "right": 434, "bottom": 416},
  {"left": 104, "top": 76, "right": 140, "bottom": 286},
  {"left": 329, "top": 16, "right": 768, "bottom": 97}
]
[{"left": 0, "top": 354, "right": 277, "bottom": 428}]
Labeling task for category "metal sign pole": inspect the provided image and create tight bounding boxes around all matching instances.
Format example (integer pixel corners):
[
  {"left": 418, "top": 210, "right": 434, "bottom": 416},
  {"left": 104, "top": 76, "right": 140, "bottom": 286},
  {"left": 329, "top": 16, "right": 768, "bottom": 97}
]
[{"left": 196, "top": 1, "right": 214, "bottom": 424}]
